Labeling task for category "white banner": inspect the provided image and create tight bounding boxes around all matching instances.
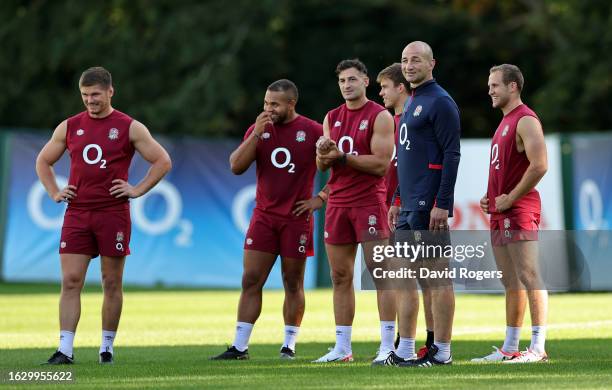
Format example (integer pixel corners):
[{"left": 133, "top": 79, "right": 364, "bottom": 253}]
[{"left": 452, "top": 136, "right": 564, "bottom": 230}]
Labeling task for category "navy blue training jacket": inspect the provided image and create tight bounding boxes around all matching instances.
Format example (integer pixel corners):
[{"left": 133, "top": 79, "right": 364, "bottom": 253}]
[{"left": 395, "top": 79, "right": 461, "bottom": 217}]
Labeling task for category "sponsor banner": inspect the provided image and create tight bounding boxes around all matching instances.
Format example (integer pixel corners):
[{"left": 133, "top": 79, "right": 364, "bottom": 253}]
[
  {"left": 571, "top": 134, "right": 612, "bottom": 290},
  {"left": 2, "top": 132, "right": 316, "bottom": 288}
]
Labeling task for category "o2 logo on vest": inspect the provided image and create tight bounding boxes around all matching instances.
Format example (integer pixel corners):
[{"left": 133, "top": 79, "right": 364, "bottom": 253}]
[
  {"left": 271, "top": 147, "right": 295, "bottom": 173},
  {"left": 491, "top": 144, "right": 500, "bottom": 170},
  {"left": 82, "top": 143, "right": 107, "bottom": 168},
  {"left": 338, "top": 136, "right": 359, "bottom": 156}
]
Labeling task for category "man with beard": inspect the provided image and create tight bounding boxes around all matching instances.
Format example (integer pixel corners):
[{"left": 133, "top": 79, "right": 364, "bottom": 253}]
[{"left": 211, "top": 79, "right": 323, "bottom": 360}]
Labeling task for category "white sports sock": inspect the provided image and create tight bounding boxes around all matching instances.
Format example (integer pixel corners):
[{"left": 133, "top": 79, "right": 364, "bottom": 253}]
[
  {"left": 502, "top": 326, "right": 521, "bottom": 352},
  {"left": 58, "top": 330, "right": 75, "bottom": 357},
  {"left": 379, "top": 321, "right": 396, "bottom": 352},
  {"left": 433, "top": 341, "right": 451, "bottom": 361},
  {"left": 283, "top": 325, "right": 300, "bottom": 351},
  {"left": 100, "top": 330, "right": 117, "bottom": 354},
  {"left": 530, "top": 326, "right": 546, "bottom": 354},
  {"left": 396, "top": 337, "right": 415, "bottom": 359},
  {"left": 232, "top": 322, "right": 253, "bottom": 352},
  {"left": 334, "top": 325, "right": 352, "bottom": 354}
]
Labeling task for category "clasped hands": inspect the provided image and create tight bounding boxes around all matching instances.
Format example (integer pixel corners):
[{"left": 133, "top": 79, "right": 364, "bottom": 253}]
[{"left": 316, "top": 136, "right": 343, "bottom": 165}]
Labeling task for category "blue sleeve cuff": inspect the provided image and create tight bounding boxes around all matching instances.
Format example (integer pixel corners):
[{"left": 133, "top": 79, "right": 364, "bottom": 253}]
[{"left": 435, "top": 198, "right": 451, "bottom": 211}]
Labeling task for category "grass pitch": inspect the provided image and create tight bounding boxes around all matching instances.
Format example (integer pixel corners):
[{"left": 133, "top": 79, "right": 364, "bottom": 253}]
[{"left": 1, "top": 283, "right": 611, "bottom": 389}]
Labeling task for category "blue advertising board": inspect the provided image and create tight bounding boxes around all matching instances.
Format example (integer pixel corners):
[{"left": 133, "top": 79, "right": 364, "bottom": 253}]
[
  {"left": 571, "top": 134, "right": 612, "bottom": 290},
  {"left": 572, "top": 135, "right": 612, "bottom": 230},
  {"left": 1, "top": 132, "right": 316, "bottom": 288}
]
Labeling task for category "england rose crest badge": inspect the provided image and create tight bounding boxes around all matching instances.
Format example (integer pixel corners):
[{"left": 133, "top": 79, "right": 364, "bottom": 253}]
[
  {"left": 368, "top": 215, "right": 377, "bottom": 226},
  {"left": 359, "top": 120, "right": 368, "bottom": 131},
  {"left": 414, "top": 230, "right": 422, "bottom": 242},
  {"left": 109, "top": 128, "right": 119, "bottom": 140},
  {"left": 296, "top": 130, "right": 306, "bottom": 142},
  {"left": 413, "top": 105, "right": 423, "bottom": 117}
]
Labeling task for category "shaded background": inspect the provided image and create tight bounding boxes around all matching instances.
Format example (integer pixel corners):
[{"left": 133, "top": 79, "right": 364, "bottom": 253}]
[{"left": 1, "top": 0, "right": 610, "bottom": 137}]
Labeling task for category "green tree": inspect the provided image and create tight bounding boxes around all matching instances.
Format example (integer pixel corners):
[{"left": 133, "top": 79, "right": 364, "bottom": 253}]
[{"left": 0, "top": 0, "right": 609, "bottom": 137}]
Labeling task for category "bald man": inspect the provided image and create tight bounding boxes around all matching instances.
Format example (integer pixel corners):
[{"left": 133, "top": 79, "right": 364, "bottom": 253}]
[{"left": 386, "top": 41, "right": 461, "bottom": 367}]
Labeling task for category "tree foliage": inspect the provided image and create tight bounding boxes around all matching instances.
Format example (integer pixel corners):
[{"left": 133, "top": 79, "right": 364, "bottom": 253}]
[{"left": 0, "top": 0, "right": 609, "bottom": 137}]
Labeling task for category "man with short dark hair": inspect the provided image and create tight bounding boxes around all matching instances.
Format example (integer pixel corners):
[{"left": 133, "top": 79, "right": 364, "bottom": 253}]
[
  {"left": 313, "top": 59, "right": 395, "bottom": 363},
  {"left": 211, "top": 79, "right": 323, "bottom": 360},
  {"left": 37, "top": 66, "right": 172, "bottom": 364},
  {"left": 472, "top": 64, "right": 549, "bottom": 363}
]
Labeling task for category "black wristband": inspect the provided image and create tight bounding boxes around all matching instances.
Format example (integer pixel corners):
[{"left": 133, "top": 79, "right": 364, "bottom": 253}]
[{"left": 339, "top": 152, "right": 347, "bottom": 165}]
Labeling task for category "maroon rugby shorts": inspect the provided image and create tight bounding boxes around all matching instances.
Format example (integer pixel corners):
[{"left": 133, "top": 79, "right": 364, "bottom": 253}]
[
  {"left": 490, "top": 211, "right": 540, "bottom": 246},
  {"left": 60, "top": 207, "right": 131, "bottom": 258},
  {"left": 244, "top": 210, "right": 313, "bottom": 259},
  {"left": 324, "top": 203, "right": 390, "bottom": 245}
]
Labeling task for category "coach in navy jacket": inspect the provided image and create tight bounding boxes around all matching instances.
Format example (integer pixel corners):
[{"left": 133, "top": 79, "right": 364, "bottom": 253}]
[
  {"left": 388, "top": 41, "right": 460, "bottom": 368},
  {"left": 395, "top": 78, "right": 461, "bottom": 220}
]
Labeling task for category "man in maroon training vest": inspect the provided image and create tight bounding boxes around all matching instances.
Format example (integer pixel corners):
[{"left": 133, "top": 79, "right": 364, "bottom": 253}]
[
  {"left": 472, "top": 64, "right": 549, "bottom": 363},
  {"left": 36, "top": 67, "right": 172, "bottom": 365},
  {"left": 211, "top": 79, "right": 323, "bottom": 361},
  {"left": 313, "top": 59, "right": 395, "bottom": 363}
]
